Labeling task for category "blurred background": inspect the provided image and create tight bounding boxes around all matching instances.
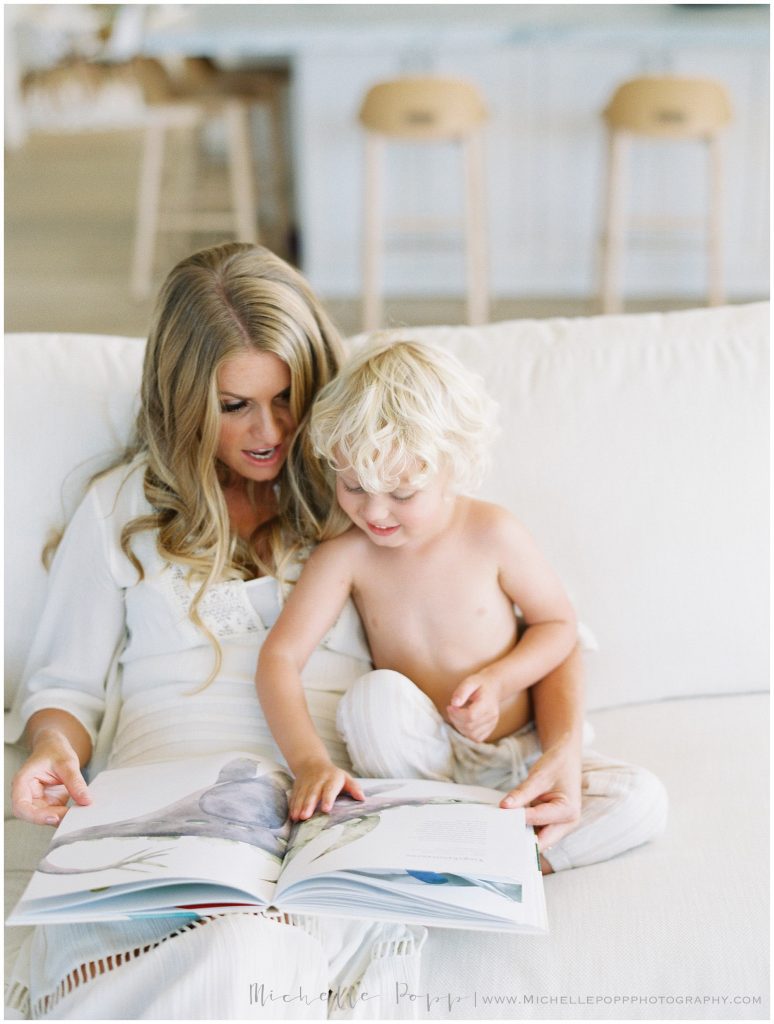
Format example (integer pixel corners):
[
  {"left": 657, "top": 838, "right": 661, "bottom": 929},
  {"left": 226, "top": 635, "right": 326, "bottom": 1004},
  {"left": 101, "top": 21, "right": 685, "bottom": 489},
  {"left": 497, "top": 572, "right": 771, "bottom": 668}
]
[{"left": 4, "top": 2, "right": 769, "bottom": 338}]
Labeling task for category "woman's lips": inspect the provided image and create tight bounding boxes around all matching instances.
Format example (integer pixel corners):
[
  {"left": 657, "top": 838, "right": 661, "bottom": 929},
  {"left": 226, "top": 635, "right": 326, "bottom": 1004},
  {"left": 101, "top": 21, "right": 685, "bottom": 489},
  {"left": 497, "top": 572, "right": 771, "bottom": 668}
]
[{"left": 242, "top": 446, "right": 282, "bottom": 466}]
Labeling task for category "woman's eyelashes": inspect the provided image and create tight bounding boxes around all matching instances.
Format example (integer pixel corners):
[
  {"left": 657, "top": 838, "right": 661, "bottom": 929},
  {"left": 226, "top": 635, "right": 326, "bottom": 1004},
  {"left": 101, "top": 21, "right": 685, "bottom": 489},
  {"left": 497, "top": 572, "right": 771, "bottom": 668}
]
[
  {"left": 220, "top": 389, "right": 292, "bottom": 414},
  {"left": 220, "top": 399, "right": 248, "bottom": 414}
]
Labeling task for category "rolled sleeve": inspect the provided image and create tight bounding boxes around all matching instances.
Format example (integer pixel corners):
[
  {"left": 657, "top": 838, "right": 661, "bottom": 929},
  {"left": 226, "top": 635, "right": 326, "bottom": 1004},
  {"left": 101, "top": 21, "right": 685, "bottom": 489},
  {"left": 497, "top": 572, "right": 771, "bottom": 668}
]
[{"left": 8, "top": 480, "right": 129, "bottom": 747}]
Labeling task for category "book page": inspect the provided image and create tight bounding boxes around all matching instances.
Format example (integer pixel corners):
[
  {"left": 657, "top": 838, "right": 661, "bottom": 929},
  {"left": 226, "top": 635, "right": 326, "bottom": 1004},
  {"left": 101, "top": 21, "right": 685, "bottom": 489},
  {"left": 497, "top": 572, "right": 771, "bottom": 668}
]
[
  {"left": 11, "top": 751, "right": 291, "bottom": 918},
  {"left": 278, "top": 778, "right": 537, "bottom": 897}
]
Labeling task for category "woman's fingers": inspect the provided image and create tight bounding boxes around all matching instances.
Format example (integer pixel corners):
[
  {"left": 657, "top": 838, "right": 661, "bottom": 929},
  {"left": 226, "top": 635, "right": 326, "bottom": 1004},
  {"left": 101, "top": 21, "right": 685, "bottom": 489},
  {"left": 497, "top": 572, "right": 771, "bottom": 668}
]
[
  {"left": 12, "top": 779, "right": 71, "bottom": 825},
  {"left": 11, "top": 730, "right": 91, "bottom": 825},
  {"left": 500, "top": 767, "right": 554, "bottom": 809},
  {"left": 535, "top": 819, "right": 578, "bottom": 851},
  {"left": 58, "top": 760, "right": 91, "bottom": 806},
  {"left": 523, "top": 794, "right": 576, "bottom": 827},
  {"left": 13, "top": 770, "right": 66, "bottom": 824}
]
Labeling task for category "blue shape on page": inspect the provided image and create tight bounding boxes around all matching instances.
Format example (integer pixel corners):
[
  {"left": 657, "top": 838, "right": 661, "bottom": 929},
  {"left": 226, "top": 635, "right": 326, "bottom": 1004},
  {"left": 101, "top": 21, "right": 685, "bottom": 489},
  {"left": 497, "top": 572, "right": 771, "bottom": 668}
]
[{"left": 407, "top": 870, "right": 449, "bottom": 884}]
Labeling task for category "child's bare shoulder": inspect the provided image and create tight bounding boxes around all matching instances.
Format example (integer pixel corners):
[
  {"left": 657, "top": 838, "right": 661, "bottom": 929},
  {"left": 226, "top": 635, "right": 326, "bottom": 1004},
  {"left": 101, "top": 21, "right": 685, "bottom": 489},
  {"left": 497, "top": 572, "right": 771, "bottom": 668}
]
[
  {"left": 311, "top": 527, "right": 372, "bottom": 563},
  {"left": 462, "top": 496, "right": 521, "bottom": 531},
  {"left": 461, "top": 498, "right": 531, "bottom": 550}
]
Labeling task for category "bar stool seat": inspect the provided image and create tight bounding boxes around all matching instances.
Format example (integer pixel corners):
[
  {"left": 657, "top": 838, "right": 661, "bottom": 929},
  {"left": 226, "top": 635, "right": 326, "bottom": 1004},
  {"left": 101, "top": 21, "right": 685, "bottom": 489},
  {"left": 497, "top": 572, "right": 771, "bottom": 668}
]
[
  {"left": 358, "top": 76, "right": 489, "bottom": 331},
  {"left": 130, "top": 57, "right": 289, "bottom": 299},
  {"left": 598, "top": 75, "right": 733, "bottom": 314}
]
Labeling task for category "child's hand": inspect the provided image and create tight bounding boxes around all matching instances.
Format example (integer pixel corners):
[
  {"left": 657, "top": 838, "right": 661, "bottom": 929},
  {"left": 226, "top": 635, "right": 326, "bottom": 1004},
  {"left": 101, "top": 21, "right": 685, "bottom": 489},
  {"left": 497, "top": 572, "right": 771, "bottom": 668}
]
[
  {"left": 290, "top": 758, "right": 365, "bottom": 821},
  {"left": 447, "top": 675, "right": 501, "bottom": 743}
]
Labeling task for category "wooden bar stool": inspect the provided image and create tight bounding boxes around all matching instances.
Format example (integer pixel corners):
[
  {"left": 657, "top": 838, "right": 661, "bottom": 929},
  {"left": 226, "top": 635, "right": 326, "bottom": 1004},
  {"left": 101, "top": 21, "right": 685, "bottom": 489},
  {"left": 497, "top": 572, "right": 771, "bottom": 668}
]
[
  {"left": 130, "top": 58, "right": 289, "bottom": 300},
  {"left": 358, "top": 76, "right": 489, "bottom": 331},
  {"left": 598, "top": 75, "right": 733, "bottom": 314}
]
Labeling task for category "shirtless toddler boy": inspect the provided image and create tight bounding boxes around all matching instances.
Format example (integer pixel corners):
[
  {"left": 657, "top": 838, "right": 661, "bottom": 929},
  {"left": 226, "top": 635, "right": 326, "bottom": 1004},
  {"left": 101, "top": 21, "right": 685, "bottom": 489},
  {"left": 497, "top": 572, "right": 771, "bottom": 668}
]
[{"left": 256, "top": 337, "right": 577, "bottom": 820}]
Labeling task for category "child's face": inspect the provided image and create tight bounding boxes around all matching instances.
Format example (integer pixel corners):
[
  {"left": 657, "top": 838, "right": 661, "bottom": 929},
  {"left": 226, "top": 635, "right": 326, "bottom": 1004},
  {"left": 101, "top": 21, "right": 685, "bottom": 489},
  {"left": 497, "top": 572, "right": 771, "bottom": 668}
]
[{"left": 335, "top": 463, "right": 454, "bottom": 548}]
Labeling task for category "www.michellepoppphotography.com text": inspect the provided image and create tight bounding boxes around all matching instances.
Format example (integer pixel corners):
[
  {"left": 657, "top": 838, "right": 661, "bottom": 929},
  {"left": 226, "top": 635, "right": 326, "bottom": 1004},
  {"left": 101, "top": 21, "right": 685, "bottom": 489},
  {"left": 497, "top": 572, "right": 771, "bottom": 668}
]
[{"left": 248, "top": 982, "right": 763, "bottom": 1014}]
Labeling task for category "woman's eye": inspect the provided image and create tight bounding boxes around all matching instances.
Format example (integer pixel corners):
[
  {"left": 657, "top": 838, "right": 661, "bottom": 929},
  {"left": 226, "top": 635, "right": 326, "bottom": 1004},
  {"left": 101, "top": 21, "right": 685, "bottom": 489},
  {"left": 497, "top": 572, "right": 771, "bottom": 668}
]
[
  {"left": 274, "top": 388, "right": 292, "bottom": 406},
  {"left": 391, "top": 493, "right": 416, "bottom": 503},
  {"left": 342, "top": 482, "right": 364, "bottom": 494},
  {"left": 220, "top": 400, "right": 247, "bottom": 414}
]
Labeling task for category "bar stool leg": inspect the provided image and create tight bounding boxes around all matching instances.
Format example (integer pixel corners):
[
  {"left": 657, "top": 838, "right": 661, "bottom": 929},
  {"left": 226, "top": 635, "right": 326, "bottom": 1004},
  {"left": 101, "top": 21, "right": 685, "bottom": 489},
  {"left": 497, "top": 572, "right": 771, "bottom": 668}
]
[
  {"left": 224, "top": 99, "right": 258, "bottom": 243},
  {"left": 131, "top": 117, "right": 166, "bottom": 301},
  {"left": 362, "top": 134, "right": 384, "bottom": 332},
  {"left": 463, "top": 131, "right": 489, "bottom": 325},
  {"left": 600, "top": 130, "right": 629, "bottom": 315},
  {"left": 175, "top": 121, "right": 199, "bottom": 261},
  {"left": 267, "top": 86, "right": 292, "bottom": 256},
  {"left": 707, "top": 134, "right": 725, "bottom": 307}
]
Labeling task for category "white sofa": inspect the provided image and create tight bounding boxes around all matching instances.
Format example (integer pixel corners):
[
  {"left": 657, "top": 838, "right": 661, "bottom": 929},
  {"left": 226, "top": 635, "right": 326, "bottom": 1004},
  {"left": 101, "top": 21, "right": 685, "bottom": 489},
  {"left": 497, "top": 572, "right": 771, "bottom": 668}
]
[{"left": 5, "top": 303, "right": 769, "bottom": 1020}]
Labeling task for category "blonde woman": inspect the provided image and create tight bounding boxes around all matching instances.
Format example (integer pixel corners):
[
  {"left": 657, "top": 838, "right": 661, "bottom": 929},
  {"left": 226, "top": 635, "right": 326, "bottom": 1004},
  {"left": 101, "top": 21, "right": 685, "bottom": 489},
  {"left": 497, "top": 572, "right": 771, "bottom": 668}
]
[
  {"left": 8, "top": 246, "right": 635, "bottom": 1019},
  {"left": 8, "top": 244, "right": 425, "bottom": 1020}
]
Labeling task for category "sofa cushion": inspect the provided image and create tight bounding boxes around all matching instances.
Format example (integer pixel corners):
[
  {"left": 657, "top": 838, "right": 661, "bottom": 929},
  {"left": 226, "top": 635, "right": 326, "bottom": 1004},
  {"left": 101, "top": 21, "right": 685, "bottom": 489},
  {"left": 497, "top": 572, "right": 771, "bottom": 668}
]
[
  {"left": 5, "top": 334, "right": 144, "bottom": 707},
  {"left": 6, "top": 694, "right": 768, "bottom": 1019},
  {"left": 419, "top": 692, "right": 769, "bottom": 1019},
  {"left": 5, "top": 305, "right": 769, "bottom": 712},
  {"left": 352, "top": 303, "right": 769, "bottom": 709}
]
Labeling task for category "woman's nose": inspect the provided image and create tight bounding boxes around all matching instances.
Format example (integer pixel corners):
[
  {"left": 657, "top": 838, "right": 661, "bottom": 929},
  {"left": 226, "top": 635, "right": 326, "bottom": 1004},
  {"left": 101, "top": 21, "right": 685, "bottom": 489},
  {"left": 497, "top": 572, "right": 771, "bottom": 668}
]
[{"left": 249, "top": 407, "right": 284, "bottom": 445}]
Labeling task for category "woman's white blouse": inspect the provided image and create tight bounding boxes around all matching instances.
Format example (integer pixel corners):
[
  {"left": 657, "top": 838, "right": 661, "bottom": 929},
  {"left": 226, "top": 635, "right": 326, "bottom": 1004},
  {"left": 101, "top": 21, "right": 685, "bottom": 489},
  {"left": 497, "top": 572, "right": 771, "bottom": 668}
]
[{"left": 11, "top": 460, "right": 372, "bottom": 773}]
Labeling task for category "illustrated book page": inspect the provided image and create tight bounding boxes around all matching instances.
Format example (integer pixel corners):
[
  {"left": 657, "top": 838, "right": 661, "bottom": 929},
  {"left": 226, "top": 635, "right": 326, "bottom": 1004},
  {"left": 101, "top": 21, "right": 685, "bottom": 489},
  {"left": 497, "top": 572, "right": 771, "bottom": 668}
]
[{"left": 8, "top": 750, "right": 546, "bottom": 933}]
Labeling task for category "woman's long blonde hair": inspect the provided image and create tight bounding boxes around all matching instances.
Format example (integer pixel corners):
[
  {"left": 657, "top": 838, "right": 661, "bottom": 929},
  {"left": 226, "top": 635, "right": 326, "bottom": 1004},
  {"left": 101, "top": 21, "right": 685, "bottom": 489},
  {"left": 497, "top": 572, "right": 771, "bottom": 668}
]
[{"left": 73, "top": 243, "right": 346, "bottom": 682}]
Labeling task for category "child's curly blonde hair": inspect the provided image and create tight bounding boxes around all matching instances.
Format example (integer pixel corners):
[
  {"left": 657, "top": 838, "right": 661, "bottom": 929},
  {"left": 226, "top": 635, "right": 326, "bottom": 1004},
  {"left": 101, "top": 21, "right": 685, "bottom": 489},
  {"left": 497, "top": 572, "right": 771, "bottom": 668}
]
[{"left": 309, "top": 335, "right": 498, "bottom": 496}]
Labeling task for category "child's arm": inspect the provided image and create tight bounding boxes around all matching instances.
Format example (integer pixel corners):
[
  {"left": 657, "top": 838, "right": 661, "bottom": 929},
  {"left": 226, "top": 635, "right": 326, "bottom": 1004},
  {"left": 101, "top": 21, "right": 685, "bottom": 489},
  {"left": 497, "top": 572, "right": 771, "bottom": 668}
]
[
  {"left": 448, "top": 506, "right": 577, "bottom": 742},
  {"left": 257, "top": 536, "right": 365, "bottom": 820}
]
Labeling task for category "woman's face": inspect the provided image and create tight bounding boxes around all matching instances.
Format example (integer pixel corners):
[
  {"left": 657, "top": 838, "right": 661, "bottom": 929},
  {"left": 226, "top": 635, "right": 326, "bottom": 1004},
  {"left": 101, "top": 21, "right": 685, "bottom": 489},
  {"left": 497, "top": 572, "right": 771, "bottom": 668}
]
[{"left": 216, "top": 350, "right": 297, "bottom": 484}]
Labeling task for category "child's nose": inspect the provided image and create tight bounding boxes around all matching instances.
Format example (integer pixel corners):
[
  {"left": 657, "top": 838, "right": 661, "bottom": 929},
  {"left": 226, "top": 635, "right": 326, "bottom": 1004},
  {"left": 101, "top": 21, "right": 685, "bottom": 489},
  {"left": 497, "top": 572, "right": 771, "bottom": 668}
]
[{"left": 364, "top": 494, "right": 389, "bottom": 520}]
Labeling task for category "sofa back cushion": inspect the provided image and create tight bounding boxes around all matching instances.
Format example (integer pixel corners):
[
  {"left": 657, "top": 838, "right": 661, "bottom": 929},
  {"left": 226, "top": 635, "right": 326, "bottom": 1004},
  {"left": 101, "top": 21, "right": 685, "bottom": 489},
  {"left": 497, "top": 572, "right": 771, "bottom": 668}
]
[
  {"left": 5, "top": 304, "right": 768, "bottom": 711},
  {"left": 5, "top": 334, "right": 145, "bottom": 708},
  {"left": 352, "top": 303, "right": 769, "bottom": 709}
]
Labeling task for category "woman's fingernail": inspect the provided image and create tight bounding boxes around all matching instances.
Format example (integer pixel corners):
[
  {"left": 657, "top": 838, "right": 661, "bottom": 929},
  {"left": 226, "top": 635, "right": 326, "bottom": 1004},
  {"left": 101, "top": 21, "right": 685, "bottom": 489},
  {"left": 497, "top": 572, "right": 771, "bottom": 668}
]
[{"left": 44, "top": 815, "right": 58, "bottom": 825}]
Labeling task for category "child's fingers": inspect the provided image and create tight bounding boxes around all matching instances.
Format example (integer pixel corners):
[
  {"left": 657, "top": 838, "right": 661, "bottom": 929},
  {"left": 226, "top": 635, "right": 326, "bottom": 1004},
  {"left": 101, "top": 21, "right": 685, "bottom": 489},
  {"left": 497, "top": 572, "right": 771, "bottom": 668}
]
[
  {"left": 342, "top": 775, "right": 365, "bottom": 801},
  {"left": 292, "top": 769, "right": 365, "bottom": 818},
  {"left": 447, "top": 704, "right": 496, "bottom": 743},
  {"left": 291, "top": 781, "right": 322, "bottom": 821},
  {"left": 319, "top": 775, "right": 345, "bottom": 813},
  {"left": 448, "top": 679, "right": 480, "bottom": 709}
]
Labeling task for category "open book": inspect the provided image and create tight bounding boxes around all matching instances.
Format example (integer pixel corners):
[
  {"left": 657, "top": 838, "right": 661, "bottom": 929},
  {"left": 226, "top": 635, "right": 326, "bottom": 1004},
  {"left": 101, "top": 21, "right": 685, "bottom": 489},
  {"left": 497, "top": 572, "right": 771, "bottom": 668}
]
[{"left": 8, "top": 750, "right": 547, "bottom": 933}]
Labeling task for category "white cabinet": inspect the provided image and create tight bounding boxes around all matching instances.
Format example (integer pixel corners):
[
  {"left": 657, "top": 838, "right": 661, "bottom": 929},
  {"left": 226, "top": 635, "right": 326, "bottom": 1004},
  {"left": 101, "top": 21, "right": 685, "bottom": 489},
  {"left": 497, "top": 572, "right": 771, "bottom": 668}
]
[
  {"left": 142, "top": 4, "right": 769, "bottom": 302},
  {"left": 292, "top": 13, "right": 768, "bottom": 301}
]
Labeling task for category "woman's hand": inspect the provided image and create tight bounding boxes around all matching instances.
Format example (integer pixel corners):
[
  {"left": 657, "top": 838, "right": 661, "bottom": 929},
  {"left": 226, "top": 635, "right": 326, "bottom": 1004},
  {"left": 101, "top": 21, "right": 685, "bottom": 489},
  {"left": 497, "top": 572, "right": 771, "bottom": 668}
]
[
  {"left": 446, "top": 674, "right": 501, "bottom": 743},
  {"left": 290, "top": 757, "right": 365, "bottom": 821},
  {"left": 12, "top": 727, "right": 92, "bottom": 826},
  {"left": 500, "top": 738, "right": 582, "bottom": 851}
]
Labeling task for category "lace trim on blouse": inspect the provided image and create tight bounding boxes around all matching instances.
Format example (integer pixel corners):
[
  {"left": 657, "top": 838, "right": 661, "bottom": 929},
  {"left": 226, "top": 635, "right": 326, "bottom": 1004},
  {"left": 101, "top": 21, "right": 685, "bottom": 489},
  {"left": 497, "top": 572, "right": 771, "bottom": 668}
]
[{"left": 164, "top": 563, "right": 265, "bottom": 638}]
